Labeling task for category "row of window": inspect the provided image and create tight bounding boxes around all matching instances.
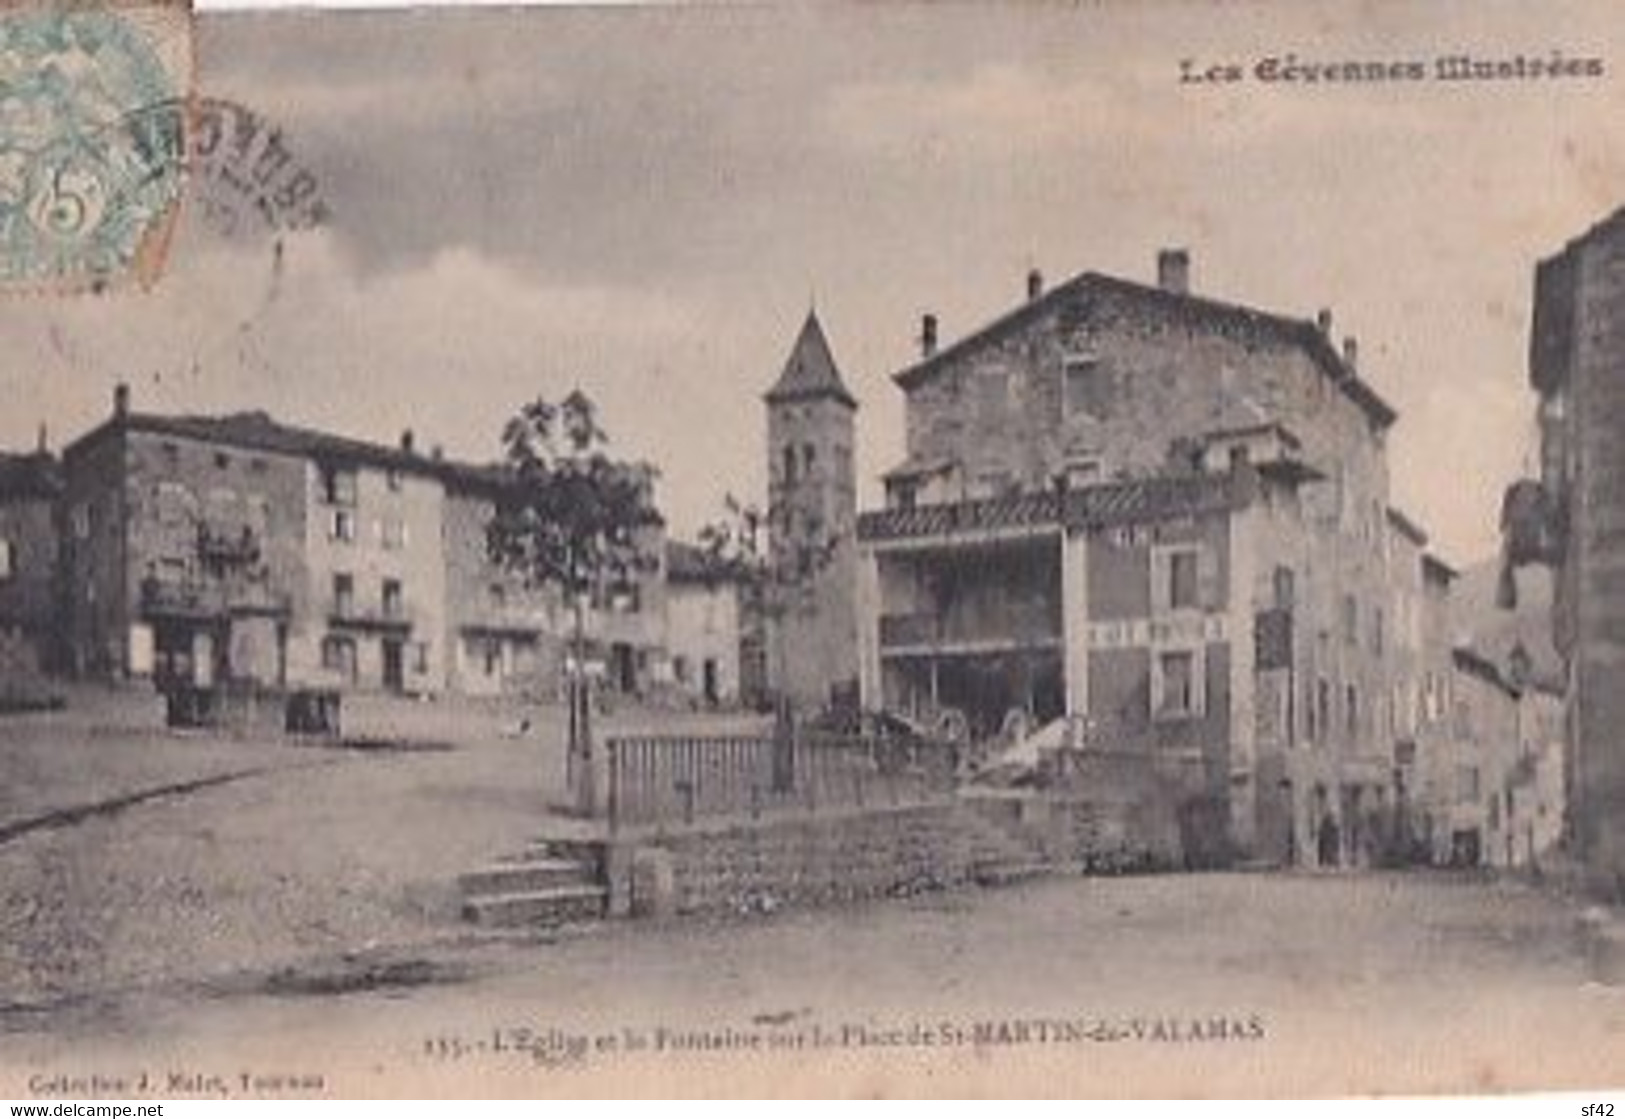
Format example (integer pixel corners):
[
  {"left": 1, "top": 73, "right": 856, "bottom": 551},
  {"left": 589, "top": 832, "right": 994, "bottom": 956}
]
[
  {"left": 327, "top": 509, "right": 409, "bottom": 549},
  {"left": 332, "top": 573, "right": 405, "bottom": 618},
  {"left": 1299, "top": 669, "right": 1457, "bottom": 747},
  {"left": 319, "top": 464, "right": 408, "bottom": 507},
  {"left": 319, "top": 634, "right": 430, "bottom": 678},
  {"left": 157, "top": 440, "right": 272, "bottom": 477}
]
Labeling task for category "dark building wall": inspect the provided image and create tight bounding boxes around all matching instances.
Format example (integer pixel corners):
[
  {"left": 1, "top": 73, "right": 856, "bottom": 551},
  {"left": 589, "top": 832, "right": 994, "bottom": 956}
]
[
  {"left": 1560, "top": 220, "right": 1625, "bottom": 893},
  {"left": 124, "top": 428, "right": 308, "bottom": 684},
  {"left": 1081, "top": 509, "right": 1233, "bottom": 802},
  {"left": 0, "top": 493, "right": 60, "bottom": 670},
  {"left": 61, "top": 421, "right": 309, "bottom": 680},
  {"left": 122, "top": 428, "right": 308, "bottom": 607},
  {"left": 62, "top": 428, "right": 129, "bottom": 676}
]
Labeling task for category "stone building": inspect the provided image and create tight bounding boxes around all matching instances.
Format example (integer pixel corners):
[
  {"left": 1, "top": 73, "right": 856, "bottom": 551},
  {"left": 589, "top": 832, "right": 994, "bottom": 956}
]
[
  {"left": 1440, "top": 646, "right": 1522, "bottom": 867},
  {"left": 1517, "top": 210, "right": 1625, "bottom": 899},
  {"left": 61, "top": 387, "right": 311, "bottom": 687},
  {"left": 763, "top": 310, "right": 860, "bottom": 711},
  {"left": 441, "top": 473, "right": 563, "bottom": 699},
  {"left": 0, "top": 441, "right": 64, "bottom": 687},
  {"left": 44, "top": 384, "right": 685, "bottom": 704},
  {"left": 663, "top": 540, "right": 744, "bottom": 707},
  {"left": 1409, "top": 552, "right": 1462, "bottom": 860},
  {"left": 856, "top": 251, "right": 1415, "bottom": 864},
  {"left": 60, "top": 386, "right": 451, "bottom": 695}
]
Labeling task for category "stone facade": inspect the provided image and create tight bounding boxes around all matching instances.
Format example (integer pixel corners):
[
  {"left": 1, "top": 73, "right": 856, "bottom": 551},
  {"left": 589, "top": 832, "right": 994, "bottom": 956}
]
[
  {"left": 53, "top": 386, "right": 685, "bottom": 702},
  {"left": 664, "top": 541, "right": 742, "bottom": 707},
  {"left": 299, "top": 450, "right": 447, "bottom": 695},
  {"left": 1410, "top": 555, "right": 1463, "bottom": 861},
  {"left": 860, "top": 252, "right": 1418, "bottom": 865},
  {"left": 763, "top": 311, "right": 860, "bottom": 711},
  {"left": 61, "top": 399, "right": 309, "bottom": 685},
  {"left": 441, "top": 484, "right": 562, "bottom": 700},
  {"left": 1526, "top": 211, "right": 1625, "bottom": 898},
  {"left": 0, "top": 449, "right": 63, "bottom": 689}
]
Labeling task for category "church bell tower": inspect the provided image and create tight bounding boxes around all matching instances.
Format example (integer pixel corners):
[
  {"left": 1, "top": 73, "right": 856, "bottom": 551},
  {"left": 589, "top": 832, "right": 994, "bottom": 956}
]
[{"left": 762, "top": 310, "right": 859, "bottom": 712}]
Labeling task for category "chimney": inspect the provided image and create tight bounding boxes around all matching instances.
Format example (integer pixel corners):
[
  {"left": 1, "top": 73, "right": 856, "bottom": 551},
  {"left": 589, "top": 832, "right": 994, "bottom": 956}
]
[
  {"left": 921, "top": 313, "right": 939, "bottom": 358},
  {"left": 113, "top": 382, "right": 130, "bottom": 418},
  {"left": 1342, "top": 336, "right": 1359, "bottom": 370},
  {"left": 1316, "top": 309, "right": 1333, "bottom": 336},
  {"left": 1156, "top": 248, "right": 1190, "bottom": 296},
  {"left": 400, "top": 429, "right": 415, "bottom": 455},
  {"left": 1027, "top": 268, "right": 1044, "bottom": 302}
]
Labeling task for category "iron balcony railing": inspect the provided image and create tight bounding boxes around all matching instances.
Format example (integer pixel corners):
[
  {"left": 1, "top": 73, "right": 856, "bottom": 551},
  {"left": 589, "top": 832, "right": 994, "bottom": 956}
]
[{"left": 140, "top": 576, "right": 292, "bottom": 618}]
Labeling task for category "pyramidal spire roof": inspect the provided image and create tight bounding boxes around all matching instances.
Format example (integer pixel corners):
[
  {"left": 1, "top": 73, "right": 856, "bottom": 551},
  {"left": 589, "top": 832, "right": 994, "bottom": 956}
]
[{"left": 765, "top": 309, "right": 857, "bottom": 409}]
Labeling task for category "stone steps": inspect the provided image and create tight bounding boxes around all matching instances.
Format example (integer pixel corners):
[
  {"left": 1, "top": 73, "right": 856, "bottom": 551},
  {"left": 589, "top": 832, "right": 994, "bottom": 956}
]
[
  {"left": 459, "top": 838, "right": 609, "bottom": 929},
  {"left": 458, "top": 856, "right": 597, "bottom": 897},
  {"left": 956, "top": 800, "right": 1054, "bottom": 881},
  {"left": 461, "top": 883, "right": 608, "bottom": 928}
]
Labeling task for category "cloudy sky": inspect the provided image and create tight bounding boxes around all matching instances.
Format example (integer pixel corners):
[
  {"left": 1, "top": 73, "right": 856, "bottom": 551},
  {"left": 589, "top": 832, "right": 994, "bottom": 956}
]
[{"left": 6, "top": 0, "right": 1625, "bottom": 563}]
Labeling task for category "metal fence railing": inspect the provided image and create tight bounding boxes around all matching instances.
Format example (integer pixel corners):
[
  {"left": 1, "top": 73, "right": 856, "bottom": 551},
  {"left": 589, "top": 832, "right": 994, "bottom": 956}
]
[{"left": 604, "top": 730, "right": 957, "bottom": 832}]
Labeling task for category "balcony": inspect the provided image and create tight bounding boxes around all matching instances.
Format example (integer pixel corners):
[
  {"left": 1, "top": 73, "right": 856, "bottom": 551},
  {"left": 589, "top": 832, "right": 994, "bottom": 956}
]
[
  {"left": 196, "top": 523, "right": 262, "bottom": 568},
  {"left": 859, "top": 492, "right": 1062, "bottom": 547},
  {"left": 140, "top": 576, "right": 291, "bottom": 620},
  {"left": 328, "top": 601, "right": 414, "bottom": 632},
  {"left": 878, "top": 609, "right": 1060, "bottom": 656},
  {"left": 457, "top": 602, "right": 552, "bottom": 637}
]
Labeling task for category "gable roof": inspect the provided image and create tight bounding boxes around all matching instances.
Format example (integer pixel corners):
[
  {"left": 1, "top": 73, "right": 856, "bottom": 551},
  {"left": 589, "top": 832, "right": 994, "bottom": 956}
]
[
  {"left": 64, "top": 407, "right": 504, "bottom": 489},
  {"left": 764, "top": 310, "right": 857, "bottom": 410},
  {"left": 894, "top": 270, "right": 1397, "bottom": 429}
]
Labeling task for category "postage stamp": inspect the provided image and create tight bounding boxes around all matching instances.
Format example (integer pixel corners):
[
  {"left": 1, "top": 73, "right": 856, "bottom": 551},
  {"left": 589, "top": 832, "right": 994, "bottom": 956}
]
[{"left": 0, "top": 0, "right": 193, "bottom": 294}]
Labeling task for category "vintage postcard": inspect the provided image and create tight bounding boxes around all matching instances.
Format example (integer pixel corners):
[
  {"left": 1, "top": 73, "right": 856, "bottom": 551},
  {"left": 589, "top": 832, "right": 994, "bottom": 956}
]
[{"left": 2, "top": 0, "right": 1624, "bottom": 1100}]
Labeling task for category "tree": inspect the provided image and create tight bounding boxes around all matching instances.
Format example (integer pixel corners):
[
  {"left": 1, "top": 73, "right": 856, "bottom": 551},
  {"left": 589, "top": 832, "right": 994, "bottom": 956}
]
[{"left": 486, "top": 390, "right": 662, "bottom": 814}]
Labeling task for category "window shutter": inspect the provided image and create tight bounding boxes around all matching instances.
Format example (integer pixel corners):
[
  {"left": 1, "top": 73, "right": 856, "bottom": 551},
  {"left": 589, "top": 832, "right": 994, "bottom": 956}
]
[
  {"left": 1150, "top": 549, "right": 1171, "bottom": 616},
  {"left": 1149, "top": 650, "right": 1165, "bottom": 716},
  {"left": 1191, "top": 646, "right": 1209, "bottom": 717},
  {"left": 1197, "top": 546, "right": 1220, "bottom": 610}
]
